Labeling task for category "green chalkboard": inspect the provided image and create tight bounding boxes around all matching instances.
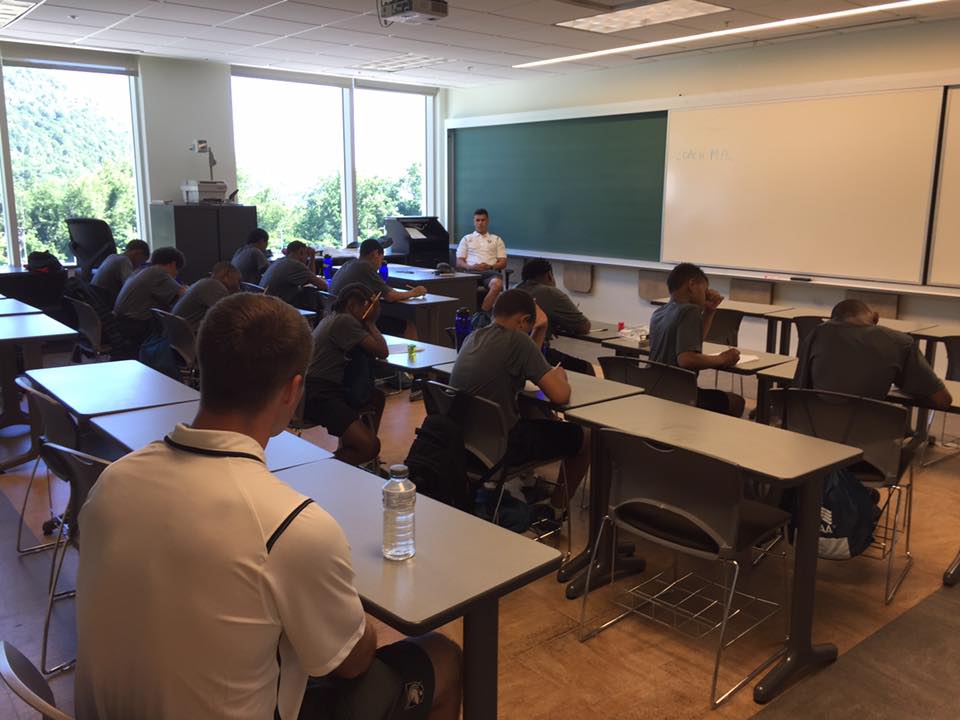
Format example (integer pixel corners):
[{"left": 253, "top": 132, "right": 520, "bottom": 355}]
[{"left": 451, "top": 111, "right": 667, "bottom": 262}]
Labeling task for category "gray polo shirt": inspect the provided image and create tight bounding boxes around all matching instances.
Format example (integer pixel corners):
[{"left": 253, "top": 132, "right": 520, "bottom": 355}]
[
  {"left": 261, "top": 257, "right": 313, "bottom": 305},
  {"left": 308, "top": 313, "right": 369, "bottom": 385},
  {"left": 172, "top": 278, "right": 229, "bottom": 334},
  {"left": 450, "top": 322, "right": 552, "bottom": 429},
  {"left": 91, "top": 254, "right": 133, "bottom": 300},
  {"left": 232, "top": 245, "right": 269, "bottom": 285},
  {"left": 114, "top": 265, "right": 182, "bottom": 322},
  {"left": 516, "top": 280, "right": 588, "bottom": 340},
  {"left": 794, "top": 321, "right": 944, "bottom": 401},
  {"left": 648, "top": 301, "right": 703, "bottom": 367},
  {"left": 329, "top": 258, "right": 391, "bottom": 298}
]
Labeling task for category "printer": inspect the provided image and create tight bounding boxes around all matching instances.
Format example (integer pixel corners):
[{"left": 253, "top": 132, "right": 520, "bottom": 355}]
[
  {"left": 384, "top": 216, "right": 450, "bottom": 268},
  {"left": 180, "top": 180, "right": 228, "bottom": 204}
]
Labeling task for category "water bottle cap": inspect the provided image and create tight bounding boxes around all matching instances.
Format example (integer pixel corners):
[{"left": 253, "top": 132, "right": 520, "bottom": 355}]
[{"left": 388, "top": 464, "right": 409, "bottom": 479}]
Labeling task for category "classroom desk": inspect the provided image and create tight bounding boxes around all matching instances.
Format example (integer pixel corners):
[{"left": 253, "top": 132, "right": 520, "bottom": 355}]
[
  {"left": 0, "top": 314, "right": 78, "bottom": 470},
  {"left": 755, "top": 360, "right": 799, "bottom": 424},
  {"left": 556, "top": 320, "right": 622, "bottom": 344},
  {"left": 378, "top": 293, "right": 460, "bottom": 348},
  {"left": 878, "top": 318, "right": 938, "bottom": 334},
  {"left": 0, "top": 298, "right": 41, "bottom": 316},
  {"left": 520, "top": 371, "right": 643, "bottom": 410},
  {"left": 563, "top": 394, "right": 861, "bottom": 704},
  {"left": 385, "top": 263, "right": 480, "bottom": 313},
  {"left": 381, "top": 335, "right": 459, "bottom": 372},
  {"left": 651, "top": 297, "right": 793, "bottom": 352},
  {"left": 764, "top": 307, "right": 828, "bottom": 354},
  {"left": 91, "top": 401, "right": 332, "bottom": 471},
  {"left": 430, "top": 362, "right": 455, "bottom": 381},
  {"left": 26, "top": 360, "right": 199, "bottom": 419},
  {"left": 602, "top": 337, "right": 794, "bottom": 374},
  {"left": 276, "top": 459, "right": 562, "bottom": 720}
]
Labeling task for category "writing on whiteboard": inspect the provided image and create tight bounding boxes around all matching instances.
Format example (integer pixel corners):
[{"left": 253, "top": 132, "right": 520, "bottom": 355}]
[{"left": 673, "top": 148, "right": 732, "bottom": 161}]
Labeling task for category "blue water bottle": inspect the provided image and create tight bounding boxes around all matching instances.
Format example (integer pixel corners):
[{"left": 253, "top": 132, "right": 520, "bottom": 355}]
[
  {"left": 454, "top": 307, "right": 471, "bottom": 350},
  {"left": 379, "top": 262, "right": 389, "bottom": 281},
  {"left": 323, "top": 254, "right": 333, "bottom": 280}
]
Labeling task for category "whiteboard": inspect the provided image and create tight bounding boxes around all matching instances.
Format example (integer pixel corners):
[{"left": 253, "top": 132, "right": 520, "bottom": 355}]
[
  {"left": 662, "top": 89, "right": 943, "bottom": 284},
  {"left": 929, "top": 88, "right": 960, "bottom": 287}
]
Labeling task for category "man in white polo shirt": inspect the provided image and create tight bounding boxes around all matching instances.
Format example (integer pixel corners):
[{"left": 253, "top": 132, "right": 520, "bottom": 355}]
[
  {"left": 456, "top": 207, "right": 507, "bottom": 312},
  {"left": 75, "top": 293, "right": 461, "bottom": 720}
]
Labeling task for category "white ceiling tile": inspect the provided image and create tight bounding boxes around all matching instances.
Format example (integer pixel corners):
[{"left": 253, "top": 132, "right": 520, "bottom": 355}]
[
  {"left": 86, "top": 27, "right": 185, "bottom": 45},
  {"left": 314, "top": 45, "right": 399, "bottom": 61},
  {"left": 288, "top": 0, "right": 383, "bottom": 11},
  {"left": 258, "top": 36, "right": 337, "bottom": 53},
  {"left": 28, "top": 4, "right": 127, "bottom": 28},
  {"left": 190, "top": 26, "right": 280, "bottom": 44},
  {"left": 49, "top": 0, "right": 157, "bottom": 13},
  {"left": 223, "top": 14, "right": 317, "bottom": 36},
  {"left": 252, "top": 2, "right": 359, "bottom": 26},
  {"left": 669, "top": 9, "right": 780, "bottom": 31},
  {"left": 445, "top": 0, "right": 528, "bottom": 10},
  {"left": 3, "top": 19, "right": 87, "bottom": 37},
  {"left": 136, "top": 2, "right": 238, "bottom": 25},
  {"left": 167, "top": 37, "right": 247, "bottom": 52},
  {"left": 163, "top": 0, "right": 276, "bottom": 11},
  {"left": 226, "top": 46, "right": 317, "bottom": 62},
  {"left": 493, "top": 0, "right": 596, "bottom": 24},
  {"left": 115, "top": 16, "right": 209, "bottom": 36}
]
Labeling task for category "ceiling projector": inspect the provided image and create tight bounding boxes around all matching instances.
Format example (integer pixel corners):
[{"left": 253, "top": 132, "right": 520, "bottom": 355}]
[{"left": 380, "top": 0, "right": 448, "bottom": 23}]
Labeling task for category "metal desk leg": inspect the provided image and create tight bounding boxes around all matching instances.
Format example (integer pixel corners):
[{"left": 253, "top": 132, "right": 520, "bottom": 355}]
[
  {"left": 756, "top": 376, "right": 772, "bottom": 425},
  {"left": 0, "top": 345, "right": 27, "bottom": 427},
  {"left": 463, "top": 597, "right": 498, "bottom": 720},
  {"left": 945, "top": 550, "right": 960, "bottom": 587},
  {"left": 778, "top": 319, "right": 793, "bottom": 356},
  {"left": 754, "top": 472, "right": 837, "bottom": 703},
  {"left": 765, "top": 318, "right": 779, "bottom": 354}
]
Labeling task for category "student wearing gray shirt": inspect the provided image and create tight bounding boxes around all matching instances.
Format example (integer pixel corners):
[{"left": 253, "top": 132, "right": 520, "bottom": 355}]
[
  {"left": 231, "top": 228, "right": 270, "bottom": 285},
  {"left": 516, "top": 258, "right": 595, "bottom": 376},
  {"left": 450, "top": 289, "right": 589, "bottom": 515},
  {"left": 91, "top": 239, "right": 149, "bottom": 304},
  {"left": 114, "top": 247, "right": 186, "bottom": 356},
  {"left": 261, "top": 240, "right": 327, "bottom": 308},
  {"left": 794, "top": 299, "right": 952, "bottom": 409},
  {"left": 648, "top": 263, "right": 744, "bottom": 417},
  {"left": 172, "top": 263, "right": 241, "bottom": 334},
  {"left": 305, "top": 283, "right": 388, "bottom": 466}
]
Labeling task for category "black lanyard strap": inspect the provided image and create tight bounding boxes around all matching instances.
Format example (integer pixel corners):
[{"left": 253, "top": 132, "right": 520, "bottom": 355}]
[{"left": 163, "top": 435, "right": 265, "bottom": 464}]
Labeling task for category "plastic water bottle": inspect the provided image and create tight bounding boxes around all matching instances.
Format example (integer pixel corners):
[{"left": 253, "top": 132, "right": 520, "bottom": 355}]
[
  {"left": 382, "top": 464, "right": 416, "bottom": 561},
  {"left": 379, "top": 262, "right": 389, "bottom": 281},
  {"left": 454, "top": 307, "right": 471, "bottom": 349},
  {"left": 323, "top": 254, "right": 334, "bottom": 280}
]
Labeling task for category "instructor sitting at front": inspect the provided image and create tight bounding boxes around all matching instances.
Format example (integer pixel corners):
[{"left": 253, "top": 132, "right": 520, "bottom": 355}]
[{"left": 456, "top": 208, "right": 507, "bottom": 310}]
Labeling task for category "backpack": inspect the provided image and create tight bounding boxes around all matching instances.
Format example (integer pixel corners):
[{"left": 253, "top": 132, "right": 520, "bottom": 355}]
[
  {"left": 404, "top": 414, "right": 472, "bottom": 513},
  {"left": 817, "top": 467, "right": 877, "bottom": 560},
  {"left": 138, "top": 334, "right": 181, "bottom": 380},
  {"left": 27, "top": 250, "right": 63, "bottom": 274}
]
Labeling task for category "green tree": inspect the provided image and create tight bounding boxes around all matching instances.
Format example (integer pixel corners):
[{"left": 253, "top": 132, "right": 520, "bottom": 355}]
[
  {"left": 395, "top": 163, "right": 423, "bottom": 218},
  {"left": 294, "top": 175, "right": 343, "bottom": 245}
]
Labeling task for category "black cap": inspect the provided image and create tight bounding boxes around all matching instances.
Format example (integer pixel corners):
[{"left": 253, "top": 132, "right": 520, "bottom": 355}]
[{"left": 359, "top": 238, "right": 384, "bottom": 256}]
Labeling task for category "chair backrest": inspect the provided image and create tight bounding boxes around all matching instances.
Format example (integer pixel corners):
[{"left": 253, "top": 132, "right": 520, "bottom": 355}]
[
  {"left": 597, "top": 428, "right": 744, "bottom": 557},
  {"left": 599, "top": 356, "right": 697, "bottom": 406},
  {"left": 704, "top": 308, "right": 744, "bottom": 345},
  {"left": 422, "top": 380, "right": 509, "bottom": 471},
  {"left": 942, "top": 336, "right": 960, "bottom": 382},
  {"left": 39, "top": 443, "right": 110, "bottom": 547},
  {"left": 241, "top": 282, "right": 265, "bottom": 294},
  {"left": 778, "top": 388, "right": 907, "bottom": 482},
  {"left": 0, "top": 641, "right": 73, "bottom": 720},
  {"left": 317, "top": 290, "right": 338, "bottom": 316},
  {"left": 793, "top": 315, "right": 826, "bottom": 350},
  {"left": 152, "top": 309, "right": 197, "bottom": 368},
  {"left": 63, "top": 296, "right": 105, "bottom": 352},
  {"left": 66, "top": 218, "right": 116, "bottom": 283},
  {"left": 14, "top": 376, "right": 78, "bottom": 449}
]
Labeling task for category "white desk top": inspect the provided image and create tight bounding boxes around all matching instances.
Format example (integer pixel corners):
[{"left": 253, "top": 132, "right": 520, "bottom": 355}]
[
  {"left": 386, "top": 264, "right": 478, "bottom": 282},
  {"left": 877, "top": 318, "right": 937, "bottom": 334},
  {"left": 0, "top": 314, "right": 76, "bottom": 344},
  {"left": 907, "top": 323, "right": 960, "bottom": 340},
  {"left": 521, "top": 371, "right": 643, "bottom": 410},
  {"left": 91, "top": 401, "right": 333, "bottom": 471},
  {"left": 601, "top": 338, "right": 792, "bottom": 374},
  {"left": 566, "top": 394, "right": 860, "bottom": 483},
  {"left": 558, "top": 321, "right": 621, "bottom": 343},
  {"left": 276, "top": 460, "right": 561, "bottom": 634},
  {"left": 757, "top": 360, "right": 799, "bottom": 382},
  {"left": 382, "top": 335, "right": 459, "bottom": 370},
  {"left": 651, "top": 297, "right": 792, "bottom": 317},
  {"left": 0, "top": 298, "right": 41, "bottom": 316},
  {"left": 765, "top": 306, "right": 830, "bottom": 321},
  {"left": 384, "top": 293, "right": 460, "bottom": 307},
  {"left": 27, "top": 360, "right": 199, "bottom": 418}
]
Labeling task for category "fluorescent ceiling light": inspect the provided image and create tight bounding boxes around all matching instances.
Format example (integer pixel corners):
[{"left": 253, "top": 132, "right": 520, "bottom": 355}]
[
  {"left": 358, "top": 54, "right": 449, "bottom": 72},
  {"left": 558, "top": 1, "right": 729, "bottom": 34},
  {"left": 0, "top": 0, "right": 35, "bottom": 28},
  {"left": 518, "top": 0, "right": 951, "bottom": 68}
]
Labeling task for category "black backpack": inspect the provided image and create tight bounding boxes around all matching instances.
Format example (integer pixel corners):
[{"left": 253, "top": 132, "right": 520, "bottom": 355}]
[
  {"left": 26, "top": 250, "right": 63, "bottom": 274},
  {"left": 404, "top": 414, "right": 472, "bottom": 512},
  {"left": 817, "top": 467, "right": 877, "bottom": 560}
]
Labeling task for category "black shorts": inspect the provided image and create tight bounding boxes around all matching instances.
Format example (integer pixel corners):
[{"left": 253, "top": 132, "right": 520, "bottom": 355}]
[
  {"left": 300, "top": 640, "right": 435, "bottom": 720},
  {"left": 305, "top": 381, "right": 360, "bottom": 437},
  {"left": 696, "top": 388, "right": 734, "bottom": 415},
  {"left": 478, "top": 270, "right": 501, "bottom": 287},
  {"left": 505, "top": 419, "right": 584, "bottom": 469}
]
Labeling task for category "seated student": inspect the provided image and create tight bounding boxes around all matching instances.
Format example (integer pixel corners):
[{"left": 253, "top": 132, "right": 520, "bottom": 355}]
[
  {"left": 456, "top": 208, "right": 507, "bottom": 312},
  {"left": 172, "top": 261, "right": 242, "bottom": 334},
  {"left": 90, "top": 239, "right": 150, "bottom": 305},
  {"left": 261, "top": 240, "right": 328, "bottom": 308},
  {"left": 232, "top": 227, "right": 271, "bottom": 285},
  {"left": 516, "top": 258, "right": 595, "bottom": 376},
  {"left": 450, "top": 289, "right": 590, "bottom": 515},
  {"left": 113, "top": 246, "right": 186, "bottom": 356},
  {"left": 794, "top": 299, "right": 952, "bottom": 409},
  {"left": 306, "top": 283, "right": 389, "bottom": 466},
  {"left": 75, "top": 293, "right": 461, "bottom": 720},
  {"left": 331, "top": 238, "right": 427, "bottom": 339},
  {"left": 648, "top": 262, "right": 745, "bottom": 417}
]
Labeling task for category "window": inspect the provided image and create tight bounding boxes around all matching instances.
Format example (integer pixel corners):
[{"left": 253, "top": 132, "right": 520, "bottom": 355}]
[
  {"left": 353, "top": 88, "right": 426, "bottom": 239},
  {"left": 231, "top": 76, "right": 345, "bottom": 254},
  {"left": 2, "top": 65, "right": 139, "bottom": 264}
]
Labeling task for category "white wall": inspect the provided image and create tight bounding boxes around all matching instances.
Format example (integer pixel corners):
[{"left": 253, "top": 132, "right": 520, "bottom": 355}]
[
  {"left": 138, "top": 58, "right": 237, "bottom": 210},
  {"left": 450, "top": 19, "right": 960, "bottom": 370}
]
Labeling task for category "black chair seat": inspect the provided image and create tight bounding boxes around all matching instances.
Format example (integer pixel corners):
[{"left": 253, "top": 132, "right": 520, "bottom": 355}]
[{"left": 616, "top": 500, "right": 789, "bottom": 556}]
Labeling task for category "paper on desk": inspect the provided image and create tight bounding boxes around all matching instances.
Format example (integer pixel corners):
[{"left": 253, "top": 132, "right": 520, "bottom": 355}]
[
  {"left": 736, "top": 354, "right": 759, "bottom": 365},
  {"left": 524, "top": 380, "right": 539, "bottom": 392}
]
